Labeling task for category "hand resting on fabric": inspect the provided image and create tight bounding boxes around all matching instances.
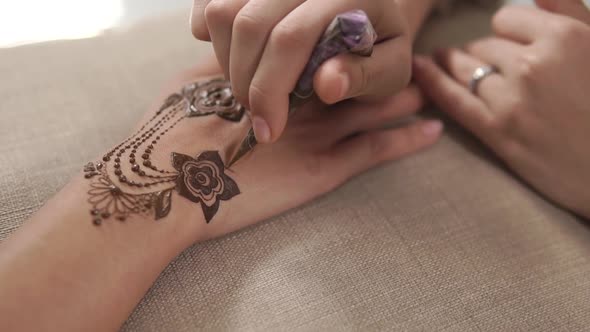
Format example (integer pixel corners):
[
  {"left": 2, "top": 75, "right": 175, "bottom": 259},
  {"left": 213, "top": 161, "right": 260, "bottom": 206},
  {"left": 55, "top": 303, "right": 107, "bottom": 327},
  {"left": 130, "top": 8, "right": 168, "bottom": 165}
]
[
  {"left": 413, "top": 0, "right": 590, "bottom": 219},
  {"left": 0, "top": 56, "right": 442, "bottom": 331}
]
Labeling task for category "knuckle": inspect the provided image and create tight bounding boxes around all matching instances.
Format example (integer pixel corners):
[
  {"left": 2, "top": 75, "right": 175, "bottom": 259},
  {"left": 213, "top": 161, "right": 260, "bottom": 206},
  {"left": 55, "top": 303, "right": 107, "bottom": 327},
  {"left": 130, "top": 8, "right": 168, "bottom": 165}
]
[
  {"left": 370, "top": 132, "right": 402, "bottom": 161},
  {"left": 485, "top": 99, "right": 525, "bottom": 132},
  {"left": 270, "top": 22, "right": 308, "bottom": 49},
  {"left": 504, "top": 96, "right": 528, "bottom": 115},
  {"left": 551, "top": 19, "right": 586, "bottom": 42},
  {"left": 230, "top": 82, "right": 249, "bottom": 106},
  {"left": 234, "top": 11, "right": 264, "bottom": 36},
  {"left": 369, "top": 133, "right": 387, "bottom": 159},
  {"left": 491, "top": 7, "right": 512, "bottom": 29},
  {"left": 307, "top": 154, "right": 343, "bottom": 193},
  {"left": 485, "top": 114, "right": 508, "bottom": 132},
  {"left": 495, "top": 138, "right": 521, "bottom": 159},
  {"left": 248, "top": 81, "right": 270, "bottom": 106},
  {"left": 355, "top": 63, "right": 373, "bottom": 97},
  {"left": 446, "top": 91, "right": 476, "bottom": 116},
  {"left": 514, "top": 53, "right": 542, "bottom": 80},
  {"left": 374, "top": 50, "right": 412, "bottom": 96},
  {"left": 204, "top": 0, "right": 235, "bottom": 24},
  {"left": 303, "top": 153, "right": 324, "bottom": 178}
]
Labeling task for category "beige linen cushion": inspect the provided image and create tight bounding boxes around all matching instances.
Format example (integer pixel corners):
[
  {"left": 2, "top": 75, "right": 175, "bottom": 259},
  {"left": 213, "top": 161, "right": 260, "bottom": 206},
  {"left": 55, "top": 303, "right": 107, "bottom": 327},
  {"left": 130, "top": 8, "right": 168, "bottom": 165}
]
[{"left": 1, "top": 4, "right": 590, "bottom": 331}]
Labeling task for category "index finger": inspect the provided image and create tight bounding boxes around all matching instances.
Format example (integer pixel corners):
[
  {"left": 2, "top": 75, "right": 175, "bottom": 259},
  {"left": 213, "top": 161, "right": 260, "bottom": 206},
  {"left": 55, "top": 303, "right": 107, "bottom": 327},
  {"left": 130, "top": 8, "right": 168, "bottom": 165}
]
[
  {"left": 191, "top": 0, "right": 212, "bottom": 40},
  {"left": 412, "top": 56, "right": 493, "bottom": 138}
]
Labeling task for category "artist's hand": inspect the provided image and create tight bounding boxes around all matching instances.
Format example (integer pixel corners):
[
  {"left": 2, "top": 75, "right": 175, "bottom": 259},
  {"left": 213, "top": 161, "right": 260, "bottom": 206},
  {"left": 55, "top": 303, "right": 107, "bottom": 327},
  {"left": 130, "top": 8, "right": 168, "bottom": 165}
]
[
  {"left": 190, "top": 0, "right": 412, "bottom": 144},
  {"left": 413, "top": 2, "right": 590, "bottom": 218}
]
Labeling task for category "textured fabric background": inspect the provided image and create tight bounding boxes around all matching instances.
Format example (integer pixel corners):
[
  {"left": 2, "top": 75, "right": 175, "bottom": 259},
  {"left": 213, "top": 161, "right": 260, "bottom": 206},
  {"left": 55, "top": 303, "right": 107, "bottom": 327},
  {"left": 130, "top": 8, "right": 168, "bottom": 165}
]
[{"left": 2, "top": 3, "right": 590, "bottom": 331}]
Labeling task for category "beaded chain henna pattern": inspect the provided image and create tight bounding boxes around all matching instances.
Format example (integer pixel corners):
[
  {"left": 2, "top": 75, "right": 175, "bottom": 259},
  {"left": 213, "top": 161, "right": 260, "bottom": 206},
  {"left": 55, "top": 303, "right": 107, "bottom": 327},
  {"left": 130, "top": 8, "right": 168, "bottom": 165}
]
[{"left": 83, "top": 78, "right": 243, "bottom": 225}]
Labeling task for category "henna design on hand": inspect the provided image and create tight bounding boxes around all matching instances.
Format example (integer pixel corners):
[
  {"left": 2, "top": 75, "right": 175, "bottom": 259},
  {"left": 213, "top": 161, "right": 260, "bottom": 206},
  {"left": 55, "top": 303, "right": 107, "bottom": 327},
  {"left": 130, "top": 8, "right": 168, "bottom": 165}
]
[
  {"left": 172, "top": 151, "right": 240, "bottom": 223},
  {"left": 85, "top": 163, "right": 173, "bottom": 225},
  {"left": 183, "top": 79, "right": 246, "bottom": 121},
  {"left": 83, "top": 78, "right": 243, "bottom": 226}
]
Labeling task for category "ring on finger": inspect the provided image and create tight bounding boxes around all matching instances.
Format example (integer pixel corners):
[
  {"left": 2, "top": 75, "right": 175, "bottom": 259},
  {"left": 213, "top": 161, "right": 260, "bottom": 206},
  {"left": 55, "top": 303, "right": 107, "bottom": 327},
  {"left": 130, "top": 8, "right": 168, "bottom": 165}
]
[{"left": 469, "top": 65, "right": 499, "bottom": 95}]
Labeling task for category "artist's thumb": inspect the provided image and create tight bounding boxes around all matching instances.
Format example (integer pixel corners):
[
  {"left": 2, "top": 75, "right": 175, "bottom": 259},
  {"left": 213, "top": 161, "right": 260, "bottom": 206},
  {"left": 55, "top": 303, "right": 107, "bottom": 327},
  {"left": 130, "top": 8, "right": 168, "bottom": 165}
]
[
  {"left": 535, "top": 0, "right": 590, "bottom": 24},
  {"left": 312, "top": 44, "right": 412, "bottom": 105}
]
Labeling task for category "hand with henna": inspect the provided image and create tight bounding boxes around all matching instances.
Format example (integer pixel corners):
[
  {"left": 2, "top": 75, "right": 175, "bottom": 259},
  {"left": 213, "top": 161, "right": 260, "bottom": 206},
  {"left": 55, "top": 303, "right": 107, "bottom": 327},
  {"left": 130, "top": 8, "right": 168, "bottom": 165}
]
[
  {"left": 106, "top": 56, "right": 444, "bottom": 241},
  {"left": 0, "top": 56, "right": 443, "bottom": 331},
  {"left": 413, "top": 0, "right": 590, "bottom": 219},
  {"left": 190, "top": 0, "right": 440, "bottom": 144}
]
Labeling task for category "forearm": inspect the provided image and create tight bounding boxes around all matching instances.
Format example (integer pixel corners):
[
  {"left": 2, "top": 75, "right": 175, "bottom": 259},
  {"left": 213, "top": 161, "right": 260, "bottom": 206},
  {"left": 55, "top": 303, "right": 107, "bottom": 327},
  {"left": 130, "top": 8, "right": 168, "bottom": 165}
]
[
  {"left": 0, "top": 61, "right": 227, "bottom": 331},
  {"left": 0, "top": 177, "right": 199, "bottom": 330}
]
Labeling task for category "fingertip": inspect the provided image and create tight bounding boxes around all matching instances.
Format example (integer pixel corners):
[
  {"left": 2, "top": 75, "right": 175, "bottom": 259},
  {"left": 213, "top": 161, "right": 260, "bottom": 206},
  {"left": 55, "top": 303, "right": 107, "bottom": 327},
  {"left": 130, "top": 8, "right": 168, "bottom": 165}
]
[
  {"left": 378, "top": 120, "right": 443, "bottom": 163},
  {"left": 314, "top": 59, "right": 350, "bottom": 104},
  {"left": 252, "top": 116, "right": 271, "bottom": 143},
  {"left": 420, "top": 120, "right": 444, "bottom": 138},
  {"left": 249, "top": 85, "right": 289, "bottom": 144}
]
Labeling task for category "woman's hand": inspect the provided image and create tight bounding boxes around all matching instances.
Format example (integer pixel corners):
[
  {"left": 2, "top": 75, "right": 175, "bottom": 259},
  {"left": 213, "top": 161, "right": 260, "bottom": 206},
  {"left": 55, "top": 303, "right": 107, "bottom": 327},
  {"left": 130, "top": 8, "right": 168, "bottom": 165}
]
[
  {"left": 412, "top": 1, "right": 590, "bottom": 218},
  {"left": 166, "top": 67, "right": 443, "bottom": 242},
  {"left": 190, "top": 0, "right": 413, "bottom": 144},
  {"left": 0, "top": 56, "right": 442, "bottom": 331}
]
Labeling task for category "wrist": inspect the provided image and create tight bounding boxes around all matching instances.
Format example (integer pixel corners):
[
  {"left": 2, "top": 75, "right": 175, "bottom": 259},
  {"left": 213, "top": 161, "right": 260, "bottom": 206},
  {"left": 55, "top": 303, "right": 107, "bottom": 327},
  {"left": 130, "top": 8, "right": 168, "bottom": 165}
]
[{"left": 72, "top": 175, "right": 201, "bottom": 254}]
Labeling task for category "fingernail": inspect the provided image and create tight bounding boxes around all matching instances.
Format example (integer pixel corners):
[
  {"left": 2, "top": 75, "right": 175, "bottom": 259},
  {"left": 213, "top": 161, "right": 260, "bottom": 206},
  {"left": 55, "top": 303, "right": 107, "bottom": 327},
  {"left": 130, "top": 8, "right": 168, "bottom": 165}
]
[
  {"left": 252, "top": 116, "right": 271, "bottom": 143},
  {"left": 337, "top": 73, "right": 351, "bottom": 100},
  {"left": 422, "top": 120, "right": 444, "bottom": 136}
]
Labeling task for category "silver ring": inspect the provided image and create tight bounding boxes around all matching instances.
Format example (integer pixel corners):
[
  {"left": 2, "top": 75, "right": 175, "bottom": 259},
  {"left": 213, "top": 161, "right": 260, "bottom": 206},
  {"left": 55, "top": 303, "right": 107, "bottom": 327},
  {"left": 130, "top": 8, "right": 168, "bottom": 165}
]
[{"left": 469, "top": 65, "right": 498, "bottom": 94}]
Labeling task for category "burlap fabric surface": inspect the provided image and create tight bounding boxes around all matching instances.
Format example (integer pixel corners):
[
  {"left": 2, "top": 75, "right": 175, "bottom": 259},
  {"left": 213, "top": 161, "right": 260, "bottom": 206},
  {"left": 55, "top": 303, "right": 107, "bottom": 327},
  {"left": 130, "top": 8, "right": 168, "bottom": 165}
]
[{"left": 1, "top": 3, "right": 589, "bottom": 331}]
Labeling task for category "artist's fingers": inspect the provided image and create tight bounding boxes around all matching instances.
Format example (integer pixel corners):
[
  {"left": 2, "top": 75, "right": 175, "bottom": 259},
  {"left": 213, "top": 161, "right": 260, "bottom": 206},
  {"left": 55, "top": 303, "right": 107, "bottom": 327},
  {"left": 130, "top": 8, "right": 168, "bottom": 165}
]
[
  {"left": 535, "top": 0, "right": 590, "bottom": 24},
  {"left": 464, "top": 37, "right": 523, "bottom": 72},
  {"left": 229, "top": 0, "right": 305, "bottom": 106},
  {"left": 249, "top": 0, "right": 404, "bottom": 143},
  {"left": 204, "top": 0, "right": 248, "bottom": 78},
  {"left": 329, "top": 85, "right": 424, "bottom": 137},
  {"left": 412, "top": 55, "right": 493, "bottom": 137},
  {"left": 314, "top": 35, "right": 412, "bottom": 104},
  {"left": 435, "top": 48, "right": 505, "bottom": 105},
  {"left": 491, "top": 6, "right": 555, "bottom": 44},
  {"left": 327, "top": 120, "right": 443, "bottom": 182},
  {"left": 191, "top": 0, "right": 212, "bottom": 40}
]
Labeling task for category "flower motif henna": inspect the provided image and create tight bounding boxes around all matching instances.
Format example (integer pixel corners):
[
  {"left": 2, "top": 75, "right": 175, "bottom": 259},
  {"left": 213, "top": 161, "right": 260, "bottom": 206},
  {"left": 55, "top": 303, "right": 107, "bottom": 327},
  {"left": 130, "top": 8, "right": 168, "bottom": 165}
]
[
  {"left": 83, "top": 77, "right": 243, "bottom": 226},
  {"left": 85, "top": 164, "right": 174, "bottom": 225},
  {"left": 184, "top": 79, "right": 246, "bottom": 121},
  {"left": 172, "top": 151, "right": 240, "bottom": 223}
]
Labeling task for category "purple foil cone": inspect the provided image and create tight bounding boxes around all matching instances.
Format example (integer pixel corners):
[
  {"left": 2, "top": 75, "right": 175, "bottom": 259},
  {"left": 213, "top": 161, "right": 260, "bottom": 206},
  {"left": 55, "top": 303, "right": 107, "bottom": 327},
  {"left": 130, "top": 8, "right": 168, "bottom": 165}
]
[{"left": 291, "top": 10, "right": 378, "bottom": 102}]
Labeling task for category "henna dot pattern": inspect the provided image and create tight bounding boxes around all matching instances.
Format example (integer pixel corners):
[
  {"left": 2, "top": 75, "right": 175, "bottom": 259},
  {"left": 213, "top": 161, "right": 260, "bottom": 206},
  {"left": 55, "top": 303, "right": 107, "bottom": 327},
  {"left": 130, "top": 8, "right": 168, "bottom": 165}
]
[{"left": 83, "top": 78, "right": 243, "bottom": 225}]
